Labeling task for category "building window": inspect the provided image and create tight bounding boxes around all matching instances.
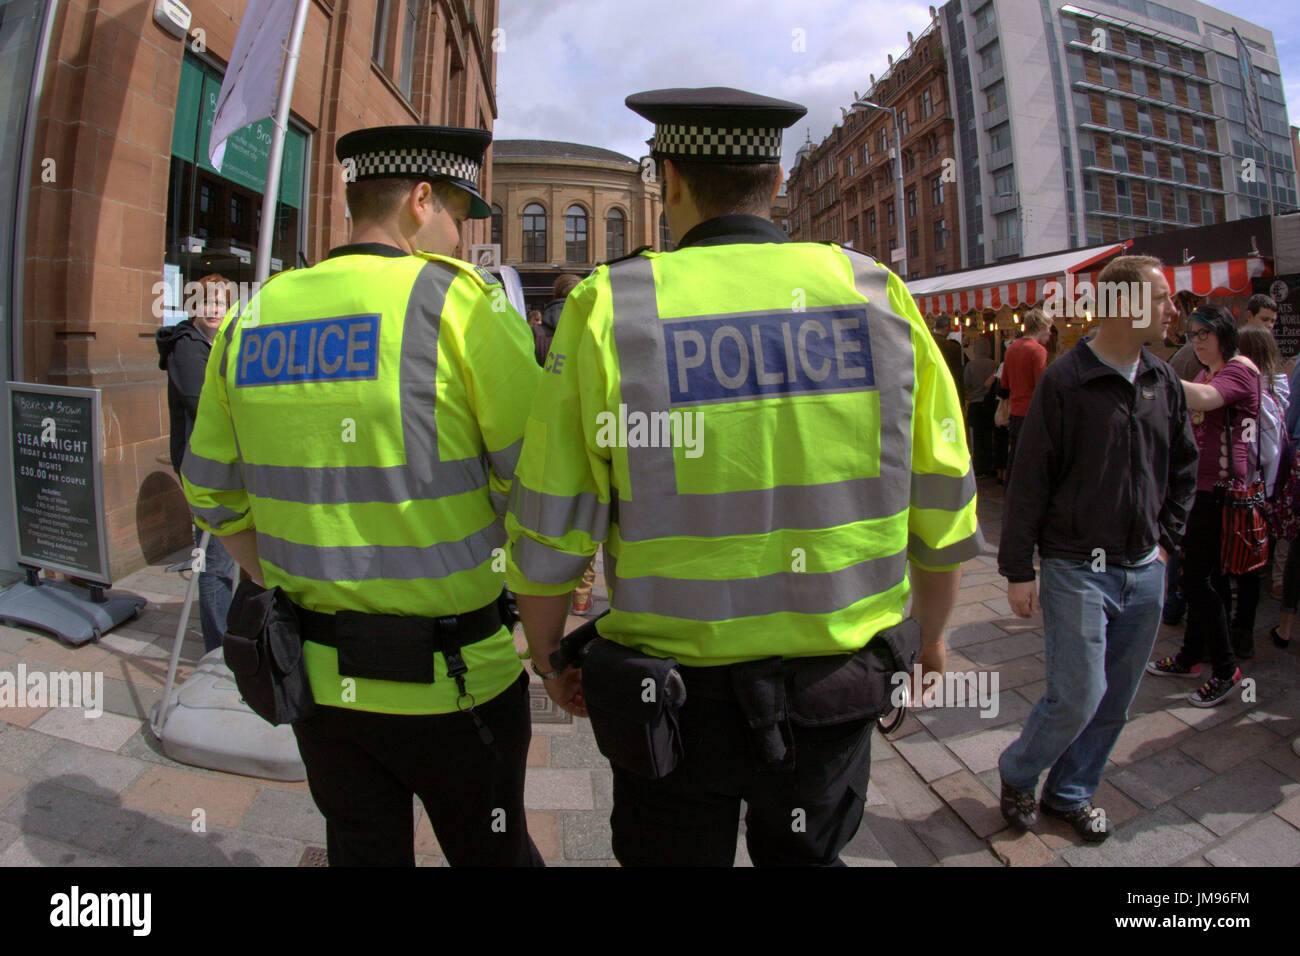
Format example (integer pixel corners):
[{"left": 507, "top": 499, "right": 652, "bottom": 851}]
[
  {"left": 986, "top": 82, "right": 1005, "bottom": 111},
  {"left": 899, "top": 108, "right": 909, "bottom": 136},
  {"left": 398, "top": 0, "right": 421, "bottom": 98},
  {"left": 980, "top": 43, "right": 1001, "bottom": 72},
  {"left": 1160, "top": 74, "right": 1174, "bottom": 102},
  {"left": 974, "top": 2, "right": 994, "bottom": 33},
  {"left": 989, "top": 123, "right": 1010, "bottom": 152},
  {"left": 372, "top": 0, "right": 393, "bottom": 70},
  {"left": 995, "top": 211, "right": 1019, "bottom": 240},
  {"left": 866, "top": 176, "right": 875, "bottom": 197},
  {"left": 879, "top": 128, "right": 888, "bottom": 152},
  {"left": 846, "top": 155, "right": 854, "bottom": 177},
  {"left": 1111, "top": 142, "right": 1128, "bottom": 172},
  {"left": 1137, "top": 105, "right": 1153, "bottom": 135},
  {"left": 908, "top": 229, "right": 918, "bottom": 257},
  {"left": 902, "top": 149, "right": 915, "bottom": 173},
  {"left": 1132, "top": 66, "right": 1148, "bottom": 97},
  {"left": 1166, "top": 110, "right": 1181, "bottom": 142},
  {"left": 1100, "top": 56, "right": 1117, "bottom": 87},
  {"left": 934, "top": 218, "right": 947, "bottom": 251},
  {"left": 887, "top": 202, "right": 895, "bottom": 227},
  {"left": 606, "top": 208, "right": 625, "bottom": 260},
  {"left": 868, "top": 209, "right": 876, "bottom": 235},
  {"left": 490, "top": 203, "right": 503, "bottom": 249},
  {"left": 921, "top": 88, "right": 933, "bottom": 117},
  {"left": 932, "top": 176, "right": 943, "bottom": 206},
  {"left": 1106, "top": 98, "right": 1123, "bottom": 128},
  {"left": 565, "top": 205, "right": 588, "bottom": 263},
  {"left": 907, "top": 189, "right": 917, "bottom": 218},
  {"left": 863, "top": 144, "right": 871, "bottom": 165},
  {"left": 522, "top": 202, "right": 547, "bottom": 262},
  {"left": 994, "top": 168, "right": 1015, "bottom": 195},
  {"left": 1142, "top": 147, "right": 1157, "bottom": 176},
  {"left": 1171, "top": 153, "right": 1185, "bottom": 182},
  {"left": 659, "top": 211, "right": 673, "bottom": 252}
]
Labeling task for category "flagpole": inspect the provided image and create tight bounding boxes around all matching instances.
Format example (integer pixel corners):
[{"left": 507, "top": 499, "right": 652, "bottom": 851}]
[{"left": 254, "top": 0, "right": 311, "bottom": 286}]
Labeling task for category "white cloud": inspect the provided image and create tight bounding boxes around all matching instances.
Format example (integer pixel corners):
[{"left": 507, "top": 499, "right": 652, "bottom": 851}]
[{"left": 495, "top": 0, "right": 938, "bottom": 168}]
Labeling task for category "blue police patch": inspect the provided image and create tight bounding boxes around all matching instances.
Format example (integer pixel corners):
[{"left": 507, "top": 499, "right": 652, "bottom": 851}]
[
  {"left": 662, "top": 306, "right": 874, "bottom": 405},
  {"left": 236, "top": 315, "right": 381, "bottom": 387}
]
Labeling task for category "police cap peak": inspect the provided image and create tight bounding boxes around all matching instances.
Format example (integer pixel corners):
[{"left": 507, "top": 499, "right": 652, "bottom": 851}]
[
  {"left": 626, "top": 87, "right": 807, "bottom": 164},
  {"left": 335, "top": 125, "right": 493, "bottom": 218}
]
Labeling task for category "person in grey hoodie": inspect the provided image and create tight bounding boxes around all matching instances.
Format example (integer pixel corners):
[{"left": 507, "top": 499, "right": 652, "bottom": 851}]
[{"left": 155, "top": 274, "right": 236, "bottom": 652}]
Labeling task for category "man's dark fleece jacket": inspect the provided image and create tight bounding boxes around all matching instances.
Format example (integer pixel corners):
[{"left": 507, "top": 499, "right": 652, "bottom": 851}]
[
  {"left": 533, "top": 296, "right": 565, "bottom": 367},
  {"left": 997, "top": 338, "right": 1198, "bottom": 583},
  {"left": 156, "top": 320, "right": 213, "bottom": 475}
]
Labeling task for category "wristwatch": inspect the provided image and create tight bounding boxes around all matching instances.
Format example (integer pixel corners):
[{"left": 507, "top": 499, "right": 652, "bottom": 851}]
[{"left": 529, "top": 660, "right": 563, "bottom": 680}]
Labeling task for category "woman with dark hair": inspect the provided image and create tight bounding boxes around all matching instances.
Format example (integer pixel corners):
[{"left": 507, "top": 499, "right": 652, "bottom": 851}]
[
  {"left": 1147, "top": 306, "right": 1257, "bottom": 706},
  {"left": 1217, "top": 326, "right": 1286, "bottom": 658}
]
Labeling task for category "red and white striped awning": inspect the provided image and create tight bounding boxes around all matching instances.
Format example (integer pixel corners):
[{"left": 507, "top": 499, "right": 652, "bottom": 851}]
[
  {"left": 908, "top": 243, "right": 1124, "bottom": 317},
  {"left": 1164, "top": 257, "right": 1268, "bottom": 297},
  {"left": 908, "top": 246, "right": 1271, "bottom": 317}
]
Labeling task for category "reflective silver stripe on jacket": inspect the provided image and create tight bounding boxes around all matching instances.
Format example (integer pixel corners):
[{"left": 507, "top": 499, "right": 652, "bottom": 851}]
[
  {"left": 181, "top": 449, "right": 245, "bottom": 491},
  {"left": 257, "top": 522, "right": 505, "bottom": 582}
]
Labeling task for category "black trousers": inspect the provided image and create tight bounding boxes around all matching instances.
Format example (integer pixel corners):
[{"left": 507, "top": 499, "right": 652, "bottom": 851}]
[
  {"left": 968, "top": 396, "right": 995, "bottom": 475},
  {"left": 1177, "top": 491, "right": 1237, "bottom": 680},
  {"left": 291, "top": 671, "right": 542, "bottom": 866},
  {"left": 609, "top": 691, "right": 874, "bottom": 866}
]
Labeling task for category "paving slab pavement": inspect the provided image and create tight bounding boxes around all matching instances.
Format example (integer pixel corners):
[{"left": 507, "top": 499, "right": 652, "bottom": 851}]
[{"left": 1, "top": 477, "right": 1297, "bottom": 866}]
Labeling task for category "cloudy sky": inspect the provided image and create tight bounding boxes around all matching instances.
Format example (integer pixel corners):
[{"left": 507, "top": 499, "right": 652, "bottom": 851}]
[{"left": 493, "top": 0, "right": 1298, "bottom": 170}]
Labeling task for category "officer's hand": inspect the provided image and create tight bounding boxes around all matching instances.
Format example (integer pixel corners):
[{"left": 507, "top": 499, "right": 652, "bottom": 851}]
[
  {"left": 1007, "top": 580, "right": 1038, "bottom": 618},
  {"left": 919, "top": 642, "right": 946, "bottom": 682},
  {"left": 544, "top": 667, "right": 587, "bottom": 718}
]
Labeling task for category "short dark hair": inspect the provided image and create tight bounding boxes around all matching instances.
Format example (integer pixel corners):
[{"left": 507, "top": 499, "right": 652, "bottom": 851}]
[
  {"left": 1247, "top": 293, "right": 1278, "bottom": 317},
  {"left": 662, "top": 156, "right": 782, "bottom": 219},
  {"left": 554, "top": 273, "right": 581, "bottom": 298},
  {"left": 1189, "top": 304, "right": 1237, "bottom": 359},
  {"left": 346, "top": 177, "right": 459, "bottom": 224}
]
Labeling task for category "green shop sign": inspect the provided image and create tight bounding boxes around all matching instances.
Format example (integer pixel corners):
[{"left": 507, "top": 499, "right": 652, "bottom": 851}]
[{"left": 171, "top": 55, "right": 306, "bottom": 209}]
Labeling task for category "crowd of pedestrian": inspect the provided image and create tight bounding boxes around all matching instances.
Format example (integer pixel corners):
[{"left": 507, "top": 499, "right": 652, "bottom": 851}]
[{"left": 932, "top": 274, "right": 1292, "bottom": 843}]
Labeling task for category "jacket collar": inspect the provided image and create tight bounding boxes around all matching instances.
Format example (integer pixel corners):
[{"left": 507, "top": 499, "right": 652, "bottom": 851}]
[
  {"left": 675, "top": 214, "right": 789, "bottom": 249},
  {"left": 326, "top": 242, "right": 409, "bottom": 260},
  {"left": 1073, "top": 336, "right": 1159, "bottom": 383}
]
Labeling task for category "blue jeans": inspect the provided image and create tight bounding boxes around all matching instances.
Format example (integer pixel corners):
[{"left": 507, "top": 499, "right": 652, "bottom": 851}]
[
  {"left": 999, "top": 556, "right": 1165, "bottom": 810},
  {"left": 193, "top": 524, "right": 236, "bottom": 653}
]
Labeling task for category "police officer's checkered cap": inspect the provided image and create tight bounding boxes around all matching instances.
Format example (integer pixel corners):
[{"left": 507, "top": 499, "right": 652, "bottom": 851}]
[
  {"left": 351, "top": 148, "right": 480, "bottom": 187},
  {"left": 652, "top": 124, "right": 783, "bottom": 160},
  {"left": 627, "top": 87, "right": 806, "bottom": 165}
]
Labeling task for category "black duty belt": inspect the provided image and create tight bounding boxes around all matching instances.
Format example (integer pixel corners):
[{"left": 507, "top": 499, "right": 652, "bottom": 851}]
[
  {"left": 295, "top": 600, "right": 503, "bottom": 657},
  {"left": 294, "top": 598, "right": 506, "bottom": 748}
]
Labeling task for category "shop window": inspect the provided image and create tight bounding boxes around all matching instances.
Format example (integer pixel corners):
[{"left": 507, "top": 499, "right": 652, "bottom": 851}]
[{"left": 164, "top": 55, "right": 305, "bottom": 297}]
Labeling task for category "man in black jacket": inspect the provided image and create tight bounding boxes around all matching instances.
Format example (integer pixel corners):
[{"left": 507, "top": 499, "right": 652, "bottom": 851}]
[
  {"left": 155, "top": 273, "right": 237, "bottom": 653},
  {"left": 996, "top": 255, "right": 1197, "bottom": 843}
]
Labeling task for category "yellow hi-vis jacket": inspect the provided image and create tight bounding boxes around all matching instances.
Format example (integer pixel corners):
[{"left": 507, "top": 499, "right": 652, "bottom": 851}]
[
  {"left": 505, "top": 235, "right": 983, "bottom": 667},
  {"left": 183, "top": 247, "right": 541, "bottom": 713}
]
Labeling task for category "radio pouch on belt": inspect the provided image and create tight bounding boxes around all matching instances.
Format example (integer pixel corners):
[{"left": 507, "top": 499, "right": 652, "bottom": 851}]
[
  {"left": 223, "top": 581, "right": 317, "bottom": 726},
  {"left": 786, "top": 617, "right": 922, "bottom": 726},
  {"left": 581, "top": 638, "right": 686, "bottom": 780}
]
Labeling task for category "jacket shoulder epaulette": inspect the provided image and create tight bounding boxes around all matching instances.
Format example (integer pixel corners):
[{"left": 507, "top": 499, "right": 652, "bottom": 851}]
[{"left": 413, "top": 251, "right": 500, "bottom": 290}]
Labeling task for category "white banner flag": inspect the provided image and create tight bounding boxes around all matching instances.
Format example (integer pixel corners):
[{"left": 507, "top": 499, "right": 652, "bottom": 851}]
[{"left": 208, "top": 0, "right": 298, "bottom": 172}]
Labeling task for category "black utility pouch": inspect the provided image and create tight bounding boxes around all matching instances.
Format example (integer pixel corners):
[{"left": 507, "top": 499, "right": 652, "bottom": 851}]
[
  {"left": 334, "top": 612, "right": 437, "bottom": 683},
  {"left": 223, "top": 581, "right": 316, "bottom": 726},
  {"left": 786, "top": 617, "right": 922, "bottom": 726},
  {"left": 581, "top": 638, "right": 686, "bottom": 780}
]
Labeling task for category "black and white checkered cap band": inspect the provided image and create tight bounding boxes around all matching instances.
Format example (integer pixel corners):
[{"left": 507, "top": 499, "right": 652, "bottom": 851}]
[
  {"left": 350, "top": 148, "right": 480, "bottom": 186},
  {"left": 652, "top": 124, "right": 783, "bottom": 159}
]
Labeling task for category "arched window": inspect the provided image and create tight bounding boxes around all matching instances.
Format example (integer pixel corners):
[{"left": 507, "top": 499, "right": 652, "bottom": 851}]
[
  {"left": 659, "top": 211, "right": 674, "bottom": 252},
  {"left": 565, "top": 204, "right": 588, "bottom": 263},
  {"left": 490, "top": 204, "right": 503, "bottom": 250},
  {"left": 605, "top": 208, "right": 626, "bottom": 261},
  {"left": 522, "top": 203, "right": 546, "bottom": 263}
]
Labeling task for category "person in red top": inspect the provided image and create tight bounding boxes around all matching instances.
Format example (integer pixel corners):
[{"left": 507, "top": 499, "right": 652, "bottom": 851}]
[
  {"left": 1001, "top": 308, "right": 1052, "bottom": 469},
  {"left": 1147, "top": 305, "right": 1257, "bottom": 707}
]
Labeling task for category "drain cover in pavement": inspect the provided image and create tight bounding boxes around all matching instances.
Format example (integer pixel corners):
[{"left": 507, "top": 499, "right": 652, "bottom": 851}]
[
  {"left": 528, "top": 681, "right": 572, "bottom": 724},
  {"left": 298, "top": 847, "right": 329, "bottom": 867}
]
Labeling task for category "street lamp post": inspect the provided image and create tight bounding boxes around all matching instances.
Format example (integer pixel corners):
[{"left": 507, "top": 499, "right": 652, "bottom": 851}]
[{"left": 853, "top": 98, "right": 908, "bottom": 276}]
